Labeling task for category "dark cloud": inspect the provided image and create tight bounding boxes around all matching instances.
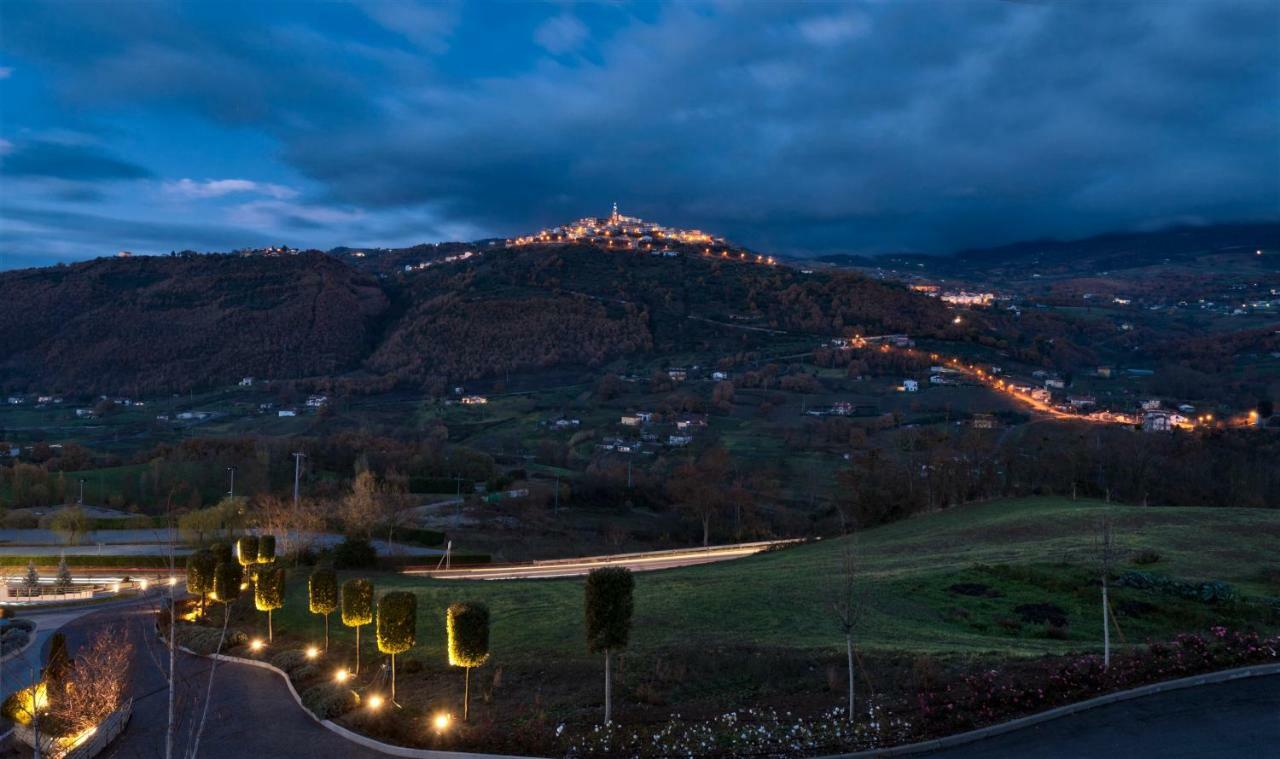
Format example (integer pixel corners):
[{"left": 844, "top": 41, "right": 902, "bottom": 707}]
[
  {"left": 1, "top": 140, "right": 152, "bottom": 181},
  {"left": 1, "top": 0, "right": 1277, "bottom": 261}
]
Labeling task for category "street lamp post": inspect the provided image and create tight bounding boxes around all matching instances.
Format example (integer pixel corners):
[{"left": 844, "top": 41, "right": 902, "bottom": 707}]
[
  {"left": 227, "top": 465, "right": 237, "bottom": 500},
  {"left": 292, "top": 452, "right": 305, "bottom": 507}
]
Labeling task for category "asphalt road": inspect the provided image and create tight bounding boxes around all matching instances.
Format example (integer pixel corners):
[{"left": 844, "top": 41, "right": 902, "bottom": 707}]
[
  {"left": 928, "top": 673, "right": 1280, "bottom": 759},
  {"left": 6, "top": 602, "right": 389, "bottom": 759}
]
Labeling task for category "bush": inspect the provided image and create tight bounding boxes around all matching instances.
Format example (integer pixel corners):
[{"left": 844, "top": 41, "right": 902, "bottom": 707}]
[
  {"left": 1132, "top": 550, "right": 1162, "bottom": 566},
  {"left": 213, "top": 562, "right": 243, "bottom": 604},
  {"left": 376, "top": 591, "right": 417, "bottom": 655},
  {"left": 333, "top": 537, "right": 377, "bottom": 569},
  {"left": 269, "top": 649, "right": 309, "bottom": 674},
  {"left": 175, "top": 625, "right": 245, "bottom": 655},
  {"left": 447, "top": 602, "right": 491, "bottom": 668},
  {"left": 398, "top": 527, "right": 446, "bottom": 547},
  {"left": 186, "top": 550, "right": 217, "bottom": 599},
  {"left": 300, "top": 683, "right": 359, "bottom": 719},
  {"left": 291, "top": 663, "right": 319, "bottom": 684}
]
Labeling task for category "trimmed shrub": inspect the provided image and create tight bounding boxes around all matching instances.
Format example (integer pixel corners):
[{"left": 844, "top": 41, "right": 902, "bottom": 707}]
[
  {"left": 341, "top": 579, "right": 374, "bottom": 627},
  {"left": 257, "top": 535, "right": 276, "bottom": 564},
  {"left": 446, "top": 602, "right": 491, "bottom": 668},
  {"left": 290, "top": 663, "right": 319, "bottom": 684},
  {"left": 256, "top": 566, "right": 285, "bottom": 612},
  {"left": 212, "top": 562, "right": 243, "bottom": 604},
  {"left": 300, "top": 683, "right": 359, "bottom": 720},
  {"left": 210, "top": 542, "right": 234, "bottom": 567},
  {"left": 309, "top": 569, "right": 338, "bottom": 615},
  {"left": 186, "top": 549, "right": 217, "bottom": 601},
  {"left": 236, "top": 536, "right": 259, "bottom": 567},
  {"left": 585, "top": 567, "right": 634, "bottom": 653},
  {"left": 176, "top": 624, "right": 246, "bottom": 655},
  {"left": 376, "top": 592, "right": 417, "bottom": 655}
]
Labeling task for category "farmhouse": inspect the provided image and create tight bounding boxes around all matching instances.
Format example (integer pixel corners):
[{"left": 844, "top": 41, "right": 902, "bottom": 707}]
[{"left": 461, "top": 395, "right": 489, "bottom": 405}]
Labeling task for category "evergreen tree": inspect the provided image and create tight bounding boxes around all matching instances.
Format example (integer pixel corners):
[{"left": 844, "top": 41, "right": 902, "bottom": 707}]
[{"left": 56, "top": 554, "right": 73, "bottom": 593}]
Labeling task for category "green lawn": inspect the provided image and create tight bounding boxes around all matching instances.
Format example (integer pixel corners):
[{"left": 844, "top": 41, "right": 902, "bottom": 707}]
[{"left": 270, "top": 497, "right": 1280, "bottom": 668}]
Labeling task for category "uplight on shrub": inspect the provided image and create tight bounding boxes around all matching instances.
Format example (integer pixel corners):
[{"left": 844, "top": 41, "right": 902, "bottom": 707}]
[
  {"left": 308, "top": 568, "right": 338, "bottom": 650},
  {"left": 255, "top": 565, "right": 286, "bottom": 642},
  {"left": 446, "top": 602, "right": 490, "bottom": 722},
  {"left": 340, "top": 578, "right": 374, "bottom": 675},
  {"left": 376, "top": 591, "right": 417, "bottom": 701}
]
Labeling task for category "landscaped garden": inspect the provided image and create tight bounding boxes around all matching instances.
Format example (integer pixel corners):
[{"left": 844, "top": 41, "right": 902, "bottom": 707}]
[{"left": 163, "top": 496, "right": 1280, "bottom": 755}]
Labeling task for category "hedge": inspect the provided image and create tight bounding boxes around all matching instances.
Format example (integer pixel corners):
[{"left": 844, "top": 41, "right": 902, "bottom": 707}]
[
  {"left": 301, "top": 683, "right": 359, "bottom": 720},
  {"left": 237, "top": 536, "right": 259, "bottom": 567},
  {"left": 585, "top": 567, "right": 634, "bottom": 653},
  {"left": 340, "top": 578, "right": 373, "bottom": 627},
  {"left": 446, "top": 602, "right": 490, "bottom": 668},
  {"left": 398, "top": 527, "right": 446, "bottom": 547},
  {"left": 0, "top": 555, "right": 180, "bottom": 569},
  {"left": 377, "top": 591, "right": 417, "bottom": 655}
]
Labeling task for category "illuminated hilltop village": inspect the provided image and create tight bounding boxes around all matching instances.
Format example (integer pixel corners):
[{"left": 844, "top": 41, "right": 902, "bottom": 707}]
[{"left": 510, "top": 203, "right": 776, "bottom": 265}]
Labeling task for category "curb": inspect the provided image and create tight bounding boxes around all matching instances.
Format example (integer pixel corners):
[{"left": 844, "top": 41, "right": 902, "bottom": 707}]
[
  {"left": 825, "top": 661, "right": 1280, "bottom": 757},
  {"left": 177, "top": 644, "right": 540, "bottom": 759}
]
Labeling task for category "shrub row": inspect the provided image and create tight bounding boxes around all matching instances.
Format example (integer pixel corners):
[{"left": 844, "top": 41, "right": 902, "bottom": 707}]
[
  {"left": 1116, "top": 571, "right": 1237, "bottom": 603},
  {"left": 300, "top": 682, "right": 360, "bottom": 720}
]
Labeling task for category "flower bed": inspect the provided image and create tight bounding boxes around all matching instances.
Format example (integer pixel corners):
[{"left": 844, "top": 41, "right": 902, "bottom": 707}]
[{"left": 562, "top": 628, "right": 1280, "bottom": 757}]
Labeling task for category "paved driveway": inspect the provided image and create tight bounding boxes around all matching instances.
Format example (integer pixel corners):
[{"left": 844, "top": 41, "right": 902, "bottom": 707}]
[{"left": 930, "top": 674, "right": 1280, "bottom": 759}]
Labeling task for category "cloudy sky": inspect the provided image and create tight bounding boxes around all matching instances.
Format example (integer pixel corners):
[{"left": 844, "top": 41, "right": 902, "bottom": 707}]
[{"left": 1, "top": 0, "right": 1277, "bottom": 268}]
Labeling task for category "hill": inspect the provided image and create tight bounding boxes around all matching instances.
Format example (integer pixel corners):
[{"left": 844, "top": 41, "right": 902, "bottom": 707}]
[
  {"left": 0, "top": 253, "right": 388, "bottom": 395},
  {"left": 278, "top": 496, "right": 1280, "bottom": 661}
]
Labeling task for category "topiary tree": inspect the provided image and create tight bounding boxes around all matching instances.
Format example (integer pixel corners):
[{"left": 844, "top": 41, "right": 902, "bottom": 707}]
[
  {"left": 446, "top": 602, "right": 490, "bottom": 721},
  {"left": 376, "top": 591, "right": 416, "bottom": 701},
  {"left": 236, "top": 535, "right": 259, "bottom": 568},
  {"left": 257, "top": 535, "right": 276, "bottom": 564},
  {"left": 308, "top": 568, "right": 338, "bottom": 650},
  {"left": 340, "top": 578, "right": 373, "bottom": 674},
  {"left": 24, "top": 561, "right": 39, "bottom": 594},
  {"left": 186, "top": 549, "right": 217, "bottom": 617},
  {"left": 255, "top": 565, "right": 286, "bottom": 642},
  {"left": 585, "top": 567, "right": 634, "bottom": 725},
  {"left": 210, "top": 542, "right": 233, "bottom": 567},
  {"left": 212, "top": 562, "right": 241, "bottom": 607}
]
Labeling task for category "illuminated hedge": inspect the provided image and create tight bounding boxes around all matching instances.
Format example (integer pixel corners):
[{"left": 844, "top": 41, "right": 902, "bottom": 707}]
[
  {"left": 236, "top": 536, "right": 259, "bottom": 567},
  {"left": 257, "top": 535, "right": 276, "bottom": 564},
  {"left": 340, "top": 578, "right": 373, "bottom": 627},
  {"left": 585, "top": 567, "right": 634, "bottom": 653},
  {"left": 186, "top": 549, "right": 217, "bottom": 598},
  {"left": 309, "top": 568, "right": 338, "bottom": 615},
  {"left": 212, "top": 562, "right": 241, "bottom": 604},
  {"left": 376, "top": 591, "right": 417, "bottom": 655},
  {"left": 446, "top": 602, "right": 490, "bottom": 668},
  {"left": 255, "top": 566, "right": 286, "bottom": 612}
]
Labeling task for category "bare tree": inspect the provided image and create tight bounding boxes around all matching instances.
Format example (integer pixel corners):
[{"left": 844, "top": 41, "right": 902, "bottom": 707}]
[
  {"left": 48, "top": 626, "right": 132, "bottom": 734},
  {"left": 830, "top": 534, "right": 867, "bottom": 724},
  {"left": 339, "top": 470, "right": 384, "bottom": 539}
]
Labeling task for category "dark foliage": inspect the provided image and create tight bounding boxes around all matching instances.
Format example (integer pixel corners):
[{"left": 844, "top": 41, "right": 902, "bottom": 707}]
[
  {"left": 333, "top": 536, "right": 377, "bottom": 569},
  {"left": 376, "top": 591, "right": 416, "bottom": 655},
  {"left": 584, "top": 567, "right": 635, "bottom": 653},
  {"left": 446, "top": 602, "right": 491, "bottom": 668}
]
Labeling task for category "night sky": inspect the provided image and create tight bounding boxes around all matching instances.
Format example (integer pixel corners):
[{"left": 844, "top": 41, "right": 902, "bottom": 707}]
[{"left": 1, "top": 0, "right": 1277, "bottom": 268}]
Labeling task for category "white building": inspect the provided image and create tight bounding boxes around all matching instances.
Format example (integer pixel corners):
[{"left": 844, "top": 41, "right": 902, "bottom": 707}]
[
  {"left": 902, "top": 379, "right": 919, "bottom": 392},
  {"left": 278, "top": 410, "right": 296, "bottom": 417}
]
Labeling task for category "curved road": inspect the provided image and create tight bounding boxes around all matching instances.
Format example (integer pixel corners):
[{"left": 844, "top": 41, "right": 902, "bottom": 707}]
[
  {"left": 927, "top": 673, "right": 1280, "bottom": 759},
  {"left": 11, "top": 602, "right": 389, "bottom": 759}
]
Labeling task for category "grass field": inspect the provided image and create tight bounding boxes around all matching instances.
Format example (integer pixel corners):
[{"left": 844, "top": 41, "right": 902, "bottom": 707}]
[{"left": 273, "top": 497, "right": 1280, "bottom": 668}]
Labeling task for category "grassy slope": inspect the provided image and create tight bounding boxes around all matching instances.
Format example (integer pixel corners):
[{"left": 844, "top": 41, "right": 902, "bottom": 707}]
[{"left": 274, "top": 497, "right": 1280, "bottom": 666}]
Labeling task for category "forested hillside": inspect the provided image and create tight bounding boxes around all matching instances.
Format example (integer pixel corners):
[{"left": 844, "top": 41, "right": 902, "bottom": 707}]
[{"left": 0, "top": 253, "right": 388, "bottom": 395}]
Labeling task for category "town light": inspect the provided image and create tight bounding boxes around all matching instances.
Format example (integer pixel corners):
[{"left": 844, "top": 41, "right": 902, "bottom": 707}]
[
  {"left": 306, "top": 646, "right": 319, "bottom": 659},
  {"left": 140, "top": 579, "right": 150, "bottom": 591},
  {"left": 250, "top": 639, "right": 265, "bottom": 652},
  {"left": 368, "top": 694, "right": 384, "bottom": 710},
  {"left": 432, "top": 712, "right": 451, "bottom": 732},
  {"left": 334, "top": 669, "right": 350, "bottom": 683}
]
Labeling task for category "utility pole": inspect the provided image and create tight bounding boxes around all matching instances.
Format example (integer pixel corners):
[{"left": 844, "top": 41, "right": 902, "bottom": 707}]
[
  {"left": 292, "top": 452, "right": 305, "bottom": 507},
  {"left": 227, "top": 465, "right": 237, "bottom": 499},
  {"left": 627, "top": 458, "right": 633, "bottom": 489},
  {"left": 78, "top": 478, "right": 85, "bottom": 505},
  {"left": 554, "top": 474, "right": 560, "bottom": 516}
]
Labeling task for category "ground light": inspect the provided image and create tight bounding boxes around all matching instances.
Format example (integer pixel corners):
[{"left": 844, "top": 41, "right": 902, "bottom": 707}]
[
  {"left": 305, "top": 646, "right": 319, "bottom": 659},
  {"left": 139, "top": 579, "right": 149, "bottom": 591},
  {"left": 432, "top": 712, "right": 451, "bottom": 733},
  {"left": 334, "top": 669, "right": 350, "bottom": 683},
  {"left": 250, "top": 639, "right": 265, "bottom": 652},
  {"left": 367, "top": 695, "right": 384, "bottom": 710}
]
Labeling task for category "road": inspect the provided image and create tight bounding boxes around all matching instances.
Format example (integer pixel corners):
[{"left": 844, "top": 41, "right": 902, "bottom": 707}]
[
  {"left": 6, "top": 601, "right": 391, "bottom": 759},
  {"left": 927, "top": 673, "right": 1280, "bottom": 759},
  {"left": 405, "top": 540, "right": 799, "bottom": 580}
]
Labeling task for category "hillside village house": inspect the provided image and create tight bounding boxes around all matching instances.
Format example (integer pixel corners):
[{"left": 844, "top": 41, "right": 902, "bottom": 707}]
[
  {"left": 278, "top": 409, "right": 296, "bottom": 417},
  {"left": 1068, "top": 395, "right": 1097, "bottom": 408},
  {"left": 668, "top": 434, "right": 693, "bottom": 447},
  {"left": 667, "top": 368, "right": 688, "bottom": 382},
  {"left": 902, "top": 379, "right": 919, "bottom": 392},
  {"left": 1030, "top": 388, "right": 1052, "bottom": 402},
  {"left": 1045, "top": 378, "right": 1066, "bottom": 390},
  {"left": 1143, "top": 410, "right": 1175, "bottom": 432},
  {"left": 460, "top": 395, "right": 488, "bottom": 405},
  {"left": 7, "top": 396, "right": 23, "bottom": 405}
]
